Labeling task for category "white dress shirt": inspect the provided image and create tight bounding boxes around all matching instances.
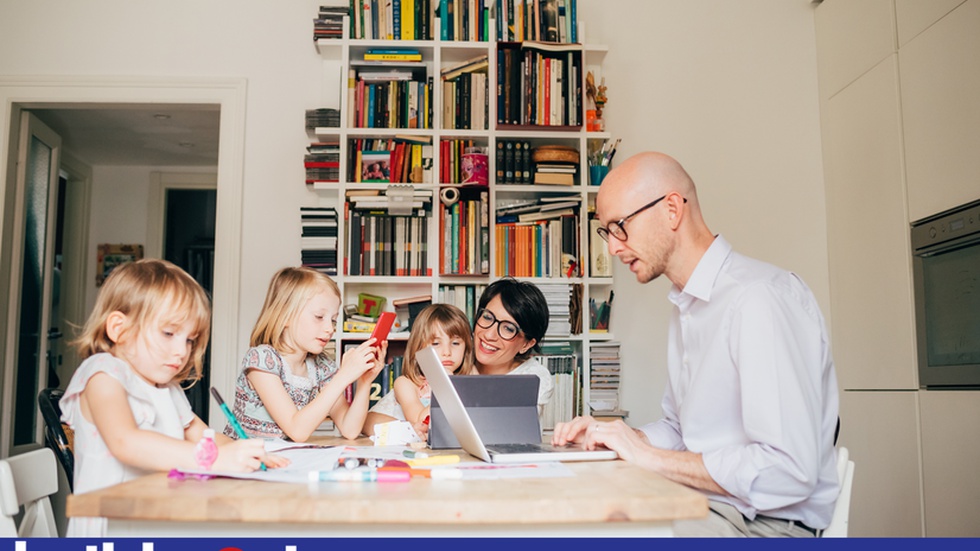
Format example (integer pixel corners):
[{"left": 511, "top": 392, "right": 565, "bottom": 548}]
[{"left": 639, "top": 235, "right": 840, "bottom": 530}]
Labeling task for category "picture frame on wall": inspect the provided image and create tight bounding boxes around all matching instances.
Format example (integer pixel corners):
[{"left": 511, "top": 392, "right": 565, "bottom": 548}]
[{"left": 96, "top": 243, "right": 144, "bottom": 287}]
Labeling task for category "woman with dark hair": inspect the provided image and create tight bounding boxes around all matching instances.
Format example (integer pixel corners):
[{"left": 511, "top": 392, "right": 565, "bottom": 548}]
[{"left": 473, "top": 277, "right": 553, "bottom": 414}]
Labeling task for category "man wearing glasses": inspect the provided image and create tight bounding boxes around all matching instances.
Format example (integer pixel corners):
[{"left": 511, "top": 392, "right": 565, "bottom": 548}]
[{"left": 553, "top": 152, "right": 840, "bottom": 537}]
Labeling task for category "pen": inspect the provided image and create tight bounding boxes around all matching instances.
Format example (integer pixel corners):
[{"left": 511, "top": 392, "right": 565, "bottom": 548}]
[
  {"left": 309, "top": 470, "right": 411, "bottom": 483},
  {"left": 406, "top": 454, "right": 460, "bottom": 467},
  {"left": 210, "top": 386, "right": 267, "bottom": 471},
  {"left": 403, "top": 449, "right": 429, "bottom": 459}
]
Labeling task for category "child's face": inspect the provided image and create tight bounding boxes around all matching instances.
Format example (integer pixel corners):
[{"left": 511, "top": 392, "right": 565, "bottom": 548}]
[
  {"left": 430, "top": 326, "right": 466, "bottom": 374},
  {"left": 117, "top": 316, "right": 199, "bottom": 387},
  {"left": 289, "top": 289, "right": 340, "bottom": 356}
]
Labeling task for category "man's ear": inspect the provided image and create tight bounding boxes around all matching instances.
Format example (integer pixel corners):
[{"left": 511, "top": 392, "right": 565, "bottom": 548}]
[{"left": 105, "top": 311, "right": 128, "bottom": 343}]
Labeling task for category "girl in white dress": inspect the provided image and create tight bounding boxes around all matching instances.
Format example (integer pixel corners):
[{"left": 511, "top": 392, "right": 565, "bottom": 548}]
[
  {"left": 61, "top": 259, "right": 285, "bottom": 537},
  {"left": 363, "top": 303, "right": 476, "bottom": 440}
]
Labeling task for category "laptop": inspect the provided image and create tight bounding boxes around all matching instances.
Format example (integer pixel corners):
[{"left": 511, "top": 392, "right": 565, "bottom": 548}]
[
  {"left": 428, "top": 374, "right": 542, "bottom": 449},
  {"left": 417, "top": 345, "right": 618, "bottom": 464}
]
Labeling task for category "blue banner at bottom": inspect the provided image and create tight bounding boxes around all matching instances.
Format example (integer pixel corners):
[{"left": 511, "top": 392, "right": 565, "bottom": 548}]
[{"left": 4, "top": 538, "right": 980, "bottom": 551}]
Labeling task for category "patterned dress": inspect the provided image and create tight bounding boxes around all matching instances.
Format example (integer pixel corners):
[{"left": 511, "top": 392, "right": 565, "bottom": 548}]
[{"left": 225, "top": 345, "right": 338, "bottom": 439}]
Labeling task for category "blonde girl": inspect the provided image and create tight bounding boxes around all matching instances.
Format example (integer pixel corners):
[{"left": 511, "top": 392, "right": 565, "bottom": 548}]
[
  {"left": 61, "top": 259, "right": 280, "bottom": 537},
  {"left": 228, "top": 266, "right": 386, "bottom": 442},
  {"left": 363, "top": 303, "right": 476, "bottom": 439}
]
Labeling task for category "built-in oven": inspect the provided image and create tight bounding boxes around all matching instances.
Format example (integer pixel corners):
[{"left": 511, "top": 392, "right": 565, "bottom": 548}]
[{"left": 911, "top": 199, "right": 980, "bottom": 388}]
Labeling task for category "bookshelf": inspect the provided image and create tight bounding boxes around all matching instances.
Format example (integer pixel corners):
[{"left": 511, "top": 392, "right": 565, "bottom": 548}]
[{"left": 307, "top": 3, "right": 617, "bottom": 430}]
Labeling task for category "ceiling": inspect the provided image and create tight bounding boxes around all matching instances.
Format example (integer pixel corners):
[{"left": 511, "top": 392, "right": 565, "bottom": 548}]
[{"left": 30, "top": 104, "right": 220, "bottom": 167}]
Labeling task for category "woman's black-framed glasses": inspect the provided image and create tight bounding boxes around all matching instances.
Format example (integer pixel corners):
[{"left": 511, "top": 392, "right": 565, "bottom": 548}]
[
  {"left": 475, "top": 309, "right": 522, "bottom": 341},
  {"left": 596, "top": 195, "right": 687, "bottom": 242}
]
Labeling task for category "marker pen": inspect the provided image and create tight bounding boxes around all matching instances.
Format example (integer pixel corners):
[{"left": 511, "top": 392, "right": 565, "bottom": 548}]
[{"left": 309, "top": 470, "right": 411, "bottom": 483}]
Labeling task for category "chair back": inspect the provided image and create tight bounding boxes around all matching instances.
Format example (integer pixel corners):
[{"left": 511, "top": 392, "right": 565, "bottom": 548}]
[
  {"left": 822, "top": 446, "right": 855, "bottom": 537},
  {"left": 0, "top": 448, "right": 60, "bottom": 537},
  {"left": 37, "top": 388, "right": 74, "bottom": 491}
]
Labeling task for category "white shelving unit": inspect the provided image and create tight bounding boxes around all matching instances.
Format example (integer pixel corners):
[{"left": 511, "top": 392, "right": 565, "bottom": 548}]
[{"left": 308, "top": 15, "right": 615, "bottom": 421}]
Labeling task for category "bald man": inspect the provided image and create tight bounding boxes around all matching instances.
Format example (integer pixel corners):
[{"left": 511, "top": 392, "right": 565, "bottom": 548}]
[{"left": 553, "top": 152, "right": 840, "bottom": 537}]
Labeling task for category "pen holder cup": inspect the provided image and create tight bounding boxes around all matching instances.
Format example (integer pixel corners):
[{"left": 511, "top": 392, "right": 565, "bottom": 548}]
[{"left": 589, "top": 165, "right": 610, "bottom": 186}]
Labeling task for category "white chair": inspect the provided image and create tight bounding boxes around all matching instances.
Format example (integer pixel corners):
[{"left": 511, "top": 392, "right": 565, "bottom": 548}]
[
  {"left": 822, "top": 446, "right": 855, "bottom": 537},
  {"left": 0, "top": 448, "right": 60, "bottom": 537}
]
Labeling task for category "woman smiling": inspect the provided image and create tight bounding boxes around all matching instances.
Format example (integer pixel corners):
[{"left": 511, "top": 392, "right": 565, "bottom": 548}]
[{"left": 472, "top": 278, "right": 553, "bottom": 414}]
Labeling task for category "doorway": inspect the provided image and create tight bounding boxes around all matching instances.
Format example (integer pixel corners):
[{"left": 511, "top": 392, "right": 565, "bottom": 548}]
[{"left": 0, "top": 78, "right": 248, "bottom": 459}]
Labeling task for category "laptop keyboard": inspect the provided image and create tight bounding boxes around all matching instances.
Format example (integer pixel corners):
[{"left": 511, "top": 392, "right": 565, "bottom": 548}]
[{"left": 488, "top": 442, "right": 554, "bottom": 453}]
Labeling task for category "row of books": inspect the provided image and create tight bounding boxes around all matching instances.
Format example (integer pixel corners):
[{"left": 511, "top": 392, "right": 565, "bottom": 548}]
[
  {"left": 497, "top": 43, "right": 582, "bottom": 128},
  {"left": 493, "top": 214, "right": 580, "bottom": 278},
  {"left": 346, "top": 206, "right": 432, "bottom": 276},
  {"left": 304, "top": 141, "right": 340, "bottom": 184},
  {"left": 438, "top": 0, "right": 492, "bottom": 42},
  {"left": 367, "top": 356, "right": 406, "bottom": 409},
  {"left": 495, "top": 139, "right": 532, "bottom": 184},
  {"left": 349, "top": 0, "right": 435, "bottom": 40},
  {"left": 495, "top": 194, "right": 580, "bottom": 223},
  {"left": 495, "top": 0, "right": 578, "bottom": 43},
  {"left": 537, "top": 349, "right": 579, "bottom": 430},
  {"left": 348, "top": 137, "right": 434, "bottom": 184},
  {"left": 589, "top": 341, "right": 621, "bottom": 413},
  {"left": 300, "top": 207, "right": 339, "bottom": 276},
  {"left": 437, "top": 283, "right": 486, "bottom": 325},
  {"left": 313, "top": 5, "right": 348, "bottom": 40},
  {"left": 439, "top": 188, "right": 490, "bottom": 276},
  {"left": 441, "top": 70, "right": 489, "bottom": 130},
  {"left": 348, "top": 69, "right": 433, "bottom": 129}
]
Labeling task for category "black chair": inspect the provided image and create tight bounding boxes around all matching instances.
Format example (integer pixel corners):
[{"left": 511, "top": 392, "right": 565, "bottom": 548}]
[{"left": 37, "top": 388, "right": 74, "bottom": 491}]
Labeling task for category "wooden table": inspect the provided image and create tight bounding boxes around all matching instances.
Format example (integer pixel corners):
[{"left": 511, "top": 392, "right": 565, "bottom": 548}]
[{"left": 67, "top": 439, "right": 708, "bottom": 537}]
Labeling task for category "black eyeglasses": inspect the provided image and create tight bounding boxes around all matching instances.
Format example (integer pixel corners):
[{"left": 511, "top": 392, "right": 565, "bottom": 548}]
[
  {"left": 596, "top": 194, "right": 687, "bottom": 242},
  {"left": 475, "top": 309, "right": 522, "bottom": 341}
]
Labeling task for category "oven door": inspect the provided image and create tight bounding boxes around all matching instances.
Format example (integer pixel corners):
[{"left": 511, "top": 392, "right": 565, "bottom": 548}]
[{"left": 912, "top": 231, "right": 980, "bottom": 388}]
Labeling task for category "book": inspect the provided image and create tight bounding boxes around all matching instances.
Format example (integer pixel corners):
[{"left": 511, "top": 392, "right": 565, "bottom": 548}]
[{"left": 533, "top": 171, "right": 574, "bottom": 185}]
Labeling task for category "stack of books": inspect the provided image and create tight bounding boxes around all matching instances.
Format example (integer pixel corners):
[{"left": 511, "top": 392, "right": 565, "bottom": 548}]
[
  {"left": 538, "top": 282, "right": 575, "bottom": 337},
  {"left": 305, "top": 108, "right": 341, "bottom": 131},
  {"left": 534, "top": 161, "right": 577, "bottom": 186},
  {"left": 441, "top": 55, "right": 490, "bottom": 131},
  {"left": 589, "top": 341, "right": 622, "bottom": 414},
  {"left": 300, "top": 207, "right": 338, "bottom": 275},
  {"left": 313, "top": 5, "right": 348, "bottom": 41},
  {"left": 304, "top": 141, "right": 340, "bottom": 184}
]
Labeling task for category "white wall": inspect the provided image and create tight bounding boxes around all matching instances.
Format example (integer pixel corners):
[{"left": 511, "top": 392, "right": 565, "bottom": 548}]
[
  {"left": 85, "top": 165, "right": 215, "bottom": 314},
  {"left": 576, "top": 0, "right": 830, "bottom": 424},
  {"left": 0, "top": 0, "right": 831, "bottom": 429}
]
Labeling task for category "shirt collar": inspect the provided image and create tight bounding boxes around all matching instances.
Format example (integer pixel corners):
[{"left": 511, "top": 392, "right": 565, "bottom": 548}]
[{"left": 669, "top": 234, "right": 732, "bottom": 304}]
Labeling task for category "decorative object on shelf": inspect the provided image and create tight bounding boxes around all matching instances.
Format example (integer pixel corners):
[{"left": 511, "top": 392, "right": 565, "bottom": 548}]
[
  {"left": 96, "top": 244, "right": 143, "bottom": 287},
  {"left": 358, "top": 293, "right": 387, "bottom": 318},
  {"left": 585, "top": 71, "right": 607, "bottom": 131},
  {"left": 461, "top": 147, "right": 489, "bottom": 184}
]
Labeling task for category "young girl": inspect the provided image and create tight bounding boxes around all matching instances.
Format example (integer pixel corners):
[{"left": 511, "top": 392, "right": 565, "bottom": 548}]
[
  {"left": 60, "top": 259, "right": 282, "bottom": 537},
  {"left": 228, "top": 266, "right": 386, "bottom": 442},
  {"left": 363, "top": 303, "right": 476, "bottom": 439}
]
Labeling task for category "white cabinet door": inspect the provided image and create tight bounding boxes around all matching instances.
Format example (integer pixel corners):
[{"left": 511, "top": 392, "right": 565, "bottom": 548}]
[
  {"left": 840, "top": 391, "right": 923, "bottom": 537},
  {"left": 920, "top": 390, "right": 980, "bottom": 537},
  {"left": 822, "top": 56, "right": 917, "bottom": 391}
]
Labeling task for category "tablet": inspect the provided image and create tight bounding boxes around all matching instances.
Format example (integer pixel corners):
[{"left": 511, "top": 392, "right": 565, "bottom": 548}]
[{"left": 369, "top": 311, "right": 396, "bottom": 345}]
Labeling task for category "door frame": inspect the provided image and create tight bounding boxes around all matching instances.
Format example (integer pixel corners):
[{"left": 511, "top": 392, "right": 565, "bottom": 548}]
[{"left": 0, "top": 77, "right": 248, "bottom": 449}]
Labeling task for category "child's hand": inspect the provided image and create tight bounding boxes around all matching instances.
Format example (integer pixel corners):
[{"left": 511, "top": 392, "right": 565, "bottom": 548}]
[
  {"left": 213, "top": 439, "right": 286, "bottom": 472},
  {"left": 357, "top": 340, "right": 388, "bottom": 387},
  {"left": 337, "top": 338, "right": 382, "bottom": 385},
  {"left": 412, "top": 419, "right": 429, "bottom": 441}
]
